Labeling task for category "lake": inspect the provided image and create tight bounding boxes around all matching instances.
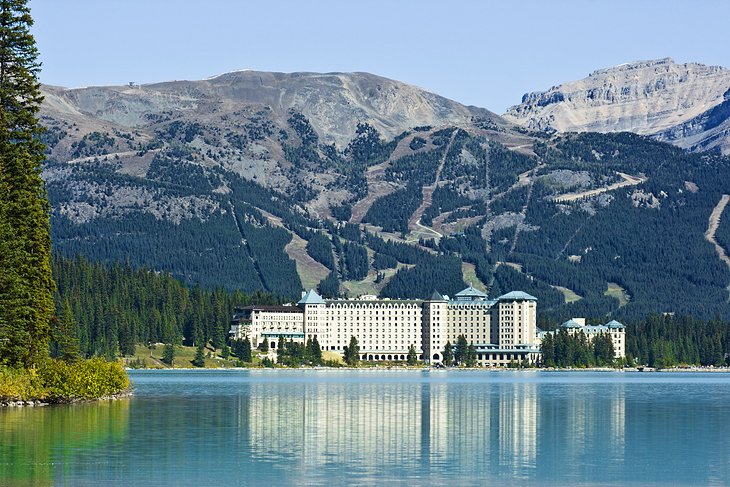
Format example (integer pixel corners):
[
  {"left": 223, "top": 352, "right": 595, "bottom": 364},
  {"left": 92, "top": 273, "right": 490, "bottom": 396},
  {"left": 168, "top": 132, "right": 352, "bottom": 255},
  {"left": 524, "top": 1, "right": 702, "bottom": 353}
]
[{"left": 1, "top": 369, "right": 729, "bottom": 486}]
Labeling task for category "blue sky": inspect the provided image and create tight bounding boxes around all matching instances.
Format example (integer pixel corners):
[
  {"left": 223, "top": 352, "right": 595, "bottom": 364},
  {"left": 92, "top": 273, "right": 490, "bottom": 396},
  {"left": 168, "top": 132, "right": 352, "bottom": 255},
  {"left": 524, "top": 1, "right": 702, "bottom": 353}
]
[{"left": 29, "top": 0, "right": 730, "bottom": 113}]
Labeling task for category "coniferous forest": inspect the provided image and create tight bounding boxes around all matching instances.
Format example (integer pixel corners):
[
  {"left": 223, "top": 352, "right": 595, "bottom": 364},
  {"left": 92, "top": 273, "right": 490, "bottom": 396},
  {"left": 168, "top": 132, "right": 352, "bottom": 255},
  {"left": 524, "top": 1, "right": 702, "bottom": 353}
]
[
  {"left": 0, "top": 0, "right": 128, "bottom": 401},
  {"left": 51, "top": 254, "right": 277, "bottom": 358}
]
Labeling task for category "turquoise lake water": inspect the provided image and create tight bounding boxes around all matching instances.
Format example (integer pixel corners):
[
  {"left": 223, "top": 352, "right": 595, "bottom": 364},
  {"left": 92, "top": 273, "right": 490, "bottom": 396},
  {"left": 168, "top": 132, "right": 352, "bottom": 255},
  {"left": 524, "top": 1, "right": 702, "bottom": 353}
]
[{"left": 1, "top": 369, "right": 730, "bottom": 486}]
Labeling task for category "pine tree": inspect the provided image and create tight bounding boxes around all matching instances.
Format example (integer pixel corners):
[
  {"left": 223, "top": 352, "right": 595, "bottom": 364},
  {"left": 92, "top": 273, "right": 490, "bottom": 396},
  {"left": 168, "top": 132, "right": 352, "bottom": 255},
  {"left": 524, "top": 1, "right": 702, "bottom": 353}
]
[
  {"left": 343, "top": 336, "right": 359, "bottom": 366},
  {"left": 455, "top": 335, "right": 469, "bottom": 365},
  {"left": 162, "top": 343, "right": 175, "bottom": 366},
  {"left": 0, "top": 0, "right": 55, "bottom": 367},
  {"left": 50, "top": 298, "right": 80, "bottom": 362},
  {"left": 465, "top": 342, "right": 477, "bottom": 367},
  {"left": 240, "top": 337, "right": 252, "bottom": 362},
  {"left": 308, "top": 336, "right": 322, "bottom": 364},
  {"left": 442, "top": 341, "right": 453, "bottom": 366},
  {"left": 191, "top": 343, "right": 205, "bottom": 367},
  {"left": 407, "top": 345, "right": 418, "bottom": 365}
]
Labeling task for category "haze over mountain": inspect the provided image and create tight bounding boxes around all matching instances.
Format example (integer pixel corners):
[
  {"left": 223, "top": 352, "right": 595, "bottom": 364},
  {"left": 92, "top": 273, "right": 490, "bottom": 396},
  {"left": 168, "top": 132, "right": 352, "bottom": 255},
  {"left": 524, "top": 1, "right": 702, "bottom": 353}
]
[
  {"left": 38, "top": 68, "right": 730, "bottom": 323},
  {"left": 504, "top": 58, "right": 730, "bottom": 154}
]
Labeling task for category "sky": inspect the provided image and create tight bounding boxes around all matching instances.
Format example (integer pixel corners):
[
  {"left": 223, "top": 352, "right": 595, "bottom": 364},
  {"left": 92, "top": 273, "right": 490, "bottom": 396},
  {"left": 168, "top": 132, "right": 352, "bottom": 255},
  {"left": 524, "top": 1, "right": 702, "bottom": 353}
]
[{"left": 29, "top": 0, "right": 730, "bottom": 113}]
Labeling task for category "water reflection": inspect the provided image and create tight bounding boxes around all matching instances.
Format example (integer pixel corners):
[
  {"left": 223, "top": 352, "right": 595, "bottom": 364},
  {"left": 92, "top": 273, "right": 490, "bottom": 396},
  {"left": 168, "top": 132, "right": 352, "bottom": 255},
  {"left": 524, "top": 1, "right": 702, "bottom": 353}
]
[
  {"left": 0, "top": 400, "right": 129, "bottom": 486},
  {"left": 2, "top": 371, "right": 730, "bottom": 486}
]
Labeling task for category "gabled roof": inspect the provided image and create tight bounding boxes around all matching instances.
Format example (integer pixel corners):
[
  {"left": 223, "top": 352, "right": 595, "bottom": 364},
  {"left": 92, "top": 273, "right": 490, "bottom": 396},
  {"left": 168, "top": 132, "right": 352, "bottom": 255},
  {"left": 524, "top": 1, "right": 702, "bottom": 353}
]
[
  {"left": 606, "top": 320, "right": 625, "bottom": 329},
  {"left": 428, "top": 290, "right": 447, "bottom": 301},
  {"left": 297, "top": 289, "right": 325, "bottom": 305},
  {"left": 497, "top": 291, "right": 537, "bottom": 302},
  {"left": 455, "top": 286, "right": 488, "bottom": 298},
  {"left": 561, "top": 319, "right": 583, "bottom": 329}
]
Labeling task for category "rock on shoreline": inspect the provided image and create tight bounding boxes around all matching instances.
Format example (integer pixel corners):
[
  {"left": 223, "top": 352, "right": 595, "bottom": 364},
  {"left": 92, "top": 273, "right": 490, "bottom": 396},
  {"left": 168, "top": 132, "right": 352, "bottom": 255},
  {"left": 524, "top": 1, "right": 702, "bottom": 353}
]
[{"left": 0, "top": 389, "right": 133, "bottom": 407}]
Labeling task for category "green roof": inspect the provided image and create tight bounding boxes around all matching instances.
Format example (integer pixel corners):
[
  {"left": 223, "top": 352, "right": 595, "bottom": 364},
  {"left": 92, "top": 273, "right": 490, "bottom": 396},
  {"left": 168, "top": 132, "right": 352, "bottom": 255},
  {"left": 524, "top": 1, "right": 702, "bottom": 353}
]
[
  {"left": 297, "top": 289, "right": 325, "bottom": 305},
  {"left": 497, "top": 291, "right": 537, "bottom": 301},
  {"left": 455, "top": 286, "right": 488, "bottom": 298},
  {"left": 561, "top": 319, "right": 583, "bottom": 329},
  {"left": 606, "top": 320, "right": 625, "bottom": 329}
]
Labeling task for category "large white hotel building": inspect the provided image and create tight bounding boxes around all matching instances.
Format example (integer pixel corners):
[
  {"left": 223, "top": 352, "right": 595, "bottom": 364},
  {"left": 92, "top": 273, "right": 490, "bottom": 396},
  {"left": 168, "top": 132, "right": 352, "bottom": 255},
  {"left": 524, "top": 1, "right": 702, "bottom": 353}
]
[{"left": 229, "top": 287, "right": 625, "bottom": 366}]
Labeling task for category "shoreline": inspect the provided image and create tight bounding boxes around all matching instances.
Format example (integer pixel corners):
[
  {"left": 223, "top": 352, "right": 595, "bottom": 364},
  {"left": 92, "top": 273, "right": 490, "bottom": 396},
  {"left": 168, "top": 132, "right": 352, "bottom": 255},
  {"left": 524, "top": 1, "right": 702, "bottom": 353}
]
[
  {"left": 0, "top": 389, "right": 133, "bottom": 408},
  {"left": 124, "top": 366, "right": 730, "bottom": 373}
]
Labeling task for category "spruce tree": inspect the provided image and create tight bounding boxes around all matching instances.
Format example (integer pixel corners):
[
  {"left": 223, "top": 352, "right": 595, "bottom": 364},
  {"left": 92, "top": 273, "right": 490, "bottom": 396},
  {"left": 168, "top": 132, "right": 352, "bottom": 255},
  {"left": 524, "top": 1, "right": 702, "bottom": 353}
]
[
  {"left": 407, "top": 345, "right": 418, "bottom": 365},
  {"left": 442, "top": 341, "right": 453, "bottom": 366},
  {"left": 308, "top": 336, "right": 322, "bottom": 364},
  {"left": 455, "top": 335, "right": 468, "bottom": 365},
  {"left": 162, "top": 343, "right": 175, "bottom": 367},
  {"left": 465, "top": 342, "right": 477, "bottom": 367},
  {"left": 50, "top": 298, "right": 80, "bottom": 362},
  {"left": 343, "top": 336, "right": 359, "bottom": 366},
  {"left": 240, "top": 337, "right": 252, "bottom": 362},
  {"left": 191, "top": 343, "right": 205, "bottom": 367},
  {"left": 0, "top": 0, "right": 55, "bottom": 367}
]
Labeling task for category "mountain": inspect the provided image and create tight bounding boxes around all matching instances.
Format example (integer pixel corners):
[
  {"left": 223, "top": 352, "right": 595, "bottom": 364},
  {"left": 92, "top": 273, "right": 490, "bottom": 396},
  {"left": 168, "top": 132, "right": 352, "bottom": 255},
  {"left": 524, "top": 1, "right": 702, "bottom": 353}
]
[
  {"left": 41, "top": 71, "right": 507, "bottom": 218},
  {"left": 42, "top": 70, "right": 501, "bottom": 147},
  {"left": 40, "top": 69, "right": 730, "bottom": 324},
  {"left": 503, "top": 58, "right": 730, "bottom": 154}
]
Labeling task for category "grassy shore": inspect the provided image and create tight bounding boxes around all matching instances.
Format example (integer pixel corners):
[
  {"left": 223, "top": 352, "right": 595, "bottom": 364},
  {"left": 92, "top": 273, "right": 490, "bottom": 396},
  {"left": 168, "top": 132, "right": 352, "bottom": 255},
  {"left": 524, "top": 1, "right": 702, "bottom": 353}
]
[{"left": 124, "top": 344, "right": 351, "bottom": 369}]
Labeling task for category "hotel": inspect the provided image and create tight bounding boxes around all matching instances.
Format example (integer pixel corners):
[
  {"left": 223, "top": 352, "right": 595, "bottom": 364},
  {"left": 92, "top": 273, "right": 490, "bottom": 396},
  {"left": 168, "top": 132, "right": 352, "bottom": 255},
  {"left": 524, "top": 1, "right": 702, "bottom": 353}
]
[{"left": 229, "top": 287, "right": 625, "bottom": 366}]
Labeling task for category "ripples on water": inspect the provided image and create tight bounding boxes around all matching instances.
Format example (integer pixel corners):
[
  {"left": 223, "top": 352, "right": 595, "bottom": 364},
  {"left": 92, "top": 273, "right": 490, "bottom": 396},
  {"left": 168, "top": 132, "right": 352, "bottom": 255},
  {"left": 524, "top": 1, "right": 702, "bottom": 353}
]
[{"left": 1, "top": 370, "right": 729, "bottom": 486}]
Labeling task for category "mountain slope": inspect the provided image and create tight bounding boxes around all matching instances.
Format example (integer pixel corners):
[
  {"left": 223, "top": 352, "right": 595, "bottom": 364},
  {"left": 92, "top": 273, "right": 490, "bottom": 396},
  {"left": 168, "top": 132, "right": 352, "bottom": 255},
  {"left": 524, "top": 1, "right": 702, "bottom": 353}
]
[
  {"left": 42, "top": 70, "right": 503, "bottom": 148},
  {"left": 503, "top": 58, "right": 730, "bottom": 154},
  {"left": 39, "top": 69, "right": 730, "bottom": 323}
]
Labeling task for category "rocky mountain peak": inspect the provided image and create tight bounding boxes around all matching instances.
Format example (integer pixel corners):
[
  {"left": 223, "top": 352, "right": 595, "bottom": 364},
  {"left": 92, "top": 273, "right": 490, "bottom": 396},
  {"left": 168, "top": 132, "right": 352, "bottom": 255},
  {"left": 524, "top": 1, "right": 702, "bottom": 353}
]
[
  {"left": 42, "top": 70, "right": 502, "bottom": 148},
  {"left": 504, "top": 58, "right": 730, "bottom": 142}
]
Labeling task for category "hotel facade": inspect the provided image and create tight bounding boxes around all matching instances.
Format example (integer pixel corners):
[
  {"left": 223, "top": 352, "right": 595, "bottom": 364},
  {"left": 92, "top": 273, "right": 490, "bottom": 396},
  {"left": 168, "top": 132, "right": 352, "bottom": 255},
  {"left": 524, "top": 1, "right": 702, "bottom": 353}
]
[{"left": 229, "top": 287, "right": 625, "bottom": 366}]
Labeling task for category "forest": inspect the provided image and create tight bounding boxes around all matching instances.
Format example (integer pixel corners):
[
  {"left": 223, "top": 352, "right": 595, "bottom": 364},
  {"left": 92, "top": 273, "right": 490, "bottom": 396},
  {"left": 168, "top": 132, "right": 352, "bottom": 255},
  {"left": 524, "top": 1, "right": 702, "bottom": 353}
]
[
  {"left": 625, "top": 314, "right": 730, "bottom": 368},
  {"left": 51, "top": 255, "right": 278, "bottom": 359}
]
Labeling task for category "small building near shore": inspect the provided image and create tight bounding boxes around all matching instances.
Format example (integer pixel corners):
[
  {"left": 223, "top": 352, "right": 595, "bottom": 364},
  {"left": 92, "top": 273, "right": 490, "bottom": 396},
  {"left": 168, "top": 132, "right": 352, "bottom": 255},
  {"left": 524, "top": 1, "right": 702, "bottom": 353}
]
[{"left": 537, "top": 318, "right": 626, "bottom": 359}]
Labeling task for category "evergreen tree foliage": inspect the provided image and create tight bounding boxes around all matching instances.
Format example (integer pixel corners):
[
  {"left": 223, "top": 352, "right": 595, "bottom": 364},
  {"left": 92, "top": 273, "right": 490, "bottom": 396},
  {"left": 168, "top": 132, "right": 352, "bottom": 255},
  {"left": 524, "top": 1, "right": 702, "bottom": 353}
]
[
  {"left": 343, "top": 336, "right": 359, "bottom": 366},
  {"left": 191, "top": 343, "right": 205, "bottom": 367},
  {"left": 317, "top": 271, "right": 340, "bottom": 298},
  {"left": 465, "top": 342, "right": 477, "bottom": 367},
  {"left": 372, "top": 252, "right": 397, "bottom": 270},
  {"left": 626, "top": 314, "right": 730, "bottom": 368},
  {"left": 442, "top": 341, "right": 454, "bottom": 366},
  {"left": 381, "top": 255, "right": 466, "bottom": 299},
  {"left": 341, "top": 242, "right": 368, "bottom": 280},
  {"left": 454, "top": 335, "right": 469, "bottom": 365},
  {"left": 232, "top": 338, "right": 252, "bottom": 362},
  {"left": 52, "top": 254, "right": 276, "bottom": 358},
  {"left": 540, "top": 329, "right": 616, "bottom": 368},
  {"left": 276, "top": 337, "right": 323, "bottom": 366},
  {"left": 49, "top": 298, "right": 80, "bottom": 363},
  {"left": 0, "top": 0, "right": 55, "bottom": 367},
  {"left": 362, "top": 182, "right": 423, "bottom": 233},
  {"left": 407, "top": 345, "right": 418, "bottom": 365},
  {"left": 162, "top": 343, "right": 175, "bottom": 366},
  {"left": 308, "top": 336, "right": 322, "bottom": 363},
  {"left": 240, "top": 337, "right": 252, "bottom": 362},
  {"left": 305, "top": 232, "right": 335, "bottom": 270}
]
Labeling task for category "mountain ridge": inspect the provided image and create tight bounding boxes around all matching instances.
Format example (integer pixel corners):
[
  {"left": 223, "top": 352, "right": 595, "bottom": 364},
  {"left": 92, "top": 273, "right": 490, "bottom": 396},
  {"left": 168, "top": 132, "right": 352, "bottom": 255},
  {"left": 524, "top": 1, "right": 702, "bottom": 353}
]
[
  {"left": 41, "top": 70, "right": 505, "bottom": 148},
  {"left": 504, "top": 58, "right": 730, "bottom": 154},
  {"left": 38, "top": 66, "right": 730, "bottom": 323}
]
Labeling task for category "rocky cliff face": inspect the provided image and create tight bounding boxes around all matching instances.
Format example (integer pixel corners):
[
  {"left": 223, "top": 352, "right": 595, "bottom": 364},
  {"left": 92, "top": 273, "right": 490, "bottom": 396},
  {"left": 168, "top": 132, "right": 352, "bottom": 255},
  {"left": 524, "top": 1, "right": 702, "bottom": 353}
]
[{"left": 503, "top": 58, "right": 730, "bottom": 154}]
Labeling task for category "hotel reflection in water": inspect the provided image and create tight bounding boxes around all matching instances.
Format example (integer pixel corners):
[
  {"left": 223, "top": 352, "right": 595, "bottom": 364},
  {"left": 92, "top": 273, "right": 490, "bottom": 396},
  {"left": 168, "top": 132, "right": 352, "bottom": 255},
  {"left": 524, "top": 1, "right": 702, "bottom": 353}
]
[{"left": 233, "top": 378, "right": 627, "bottom": 477}]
